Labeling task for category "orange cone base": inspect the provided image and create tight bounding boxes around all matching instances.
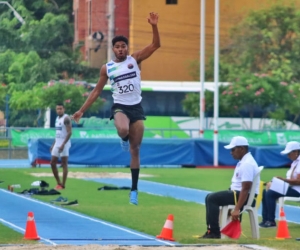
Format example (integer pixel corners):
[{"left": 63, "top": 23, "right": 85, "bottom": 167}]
[
  {"left": 156, "top": 235, "right": 175, "bottom": 241},
  {"left": 24, "top": 236, "right": 40, "bottom": 240},
  {"left": 276, "top": 237, "right": 291, "bottom": 240}
]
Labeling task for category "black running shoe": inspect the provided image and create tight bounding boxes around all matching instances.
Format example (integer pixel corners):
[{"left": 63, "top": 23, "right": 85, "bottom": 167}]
[
  {"left": 61, "top": 200, "right": 78, "bottom": 206},
  {"left": 260, "top": 221, "right": 276, "bottom": 228},
  {"left": 50, "top": 196, "right": 68, "bottom": 203},
  {"left": 259, "top": 221, "right": 267, "bottom": 227},
  {"left": 200, "top": 230, "right": 221, "bottom": 239}
]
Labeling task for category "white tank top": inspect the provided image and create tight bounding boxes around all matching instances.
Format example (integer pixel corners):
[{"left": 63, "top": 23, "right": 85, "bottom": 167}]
[
  {"left": 106, "top": 55, "right": 142, "bottom": 105},
  {"left": 54, "top": 114, "right": 71, "bottom": 147}
]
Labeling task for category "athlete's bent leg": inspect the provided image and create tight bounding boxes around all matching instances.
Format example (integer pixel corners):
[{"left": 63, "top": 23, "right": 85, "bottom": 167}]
[
  {"left": 114, "top": 112, "right": 130, "bottom": 138},
  {"left": 114, "top": 112, "right": 130, "bottom": 151}
]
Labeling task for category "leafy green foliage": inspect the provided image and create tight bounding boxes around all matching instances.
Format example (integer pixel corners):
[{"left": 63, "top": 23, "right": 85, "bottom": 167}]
[
  {"left": 0, "top": 0, "right": 100, "bottom": 126},
  {"left": 185, "top": 4, "right": 300, "bottom": 127},
  {"left": 0, "top": 84, "right": 7, "bottom": 110},
  {"left": 10, "top": 81, "right": 104, "bottom": 114},
  {"left": 220, "top": 74, "right": 291, "bottom": 118},
  {"left": 40, "top": 81, "right": 103, "bottom": 114}
]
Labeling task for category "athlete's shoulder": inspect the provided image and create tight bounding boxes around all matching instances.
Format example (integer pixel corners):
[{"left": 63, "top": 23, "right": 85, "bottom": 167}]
[{"left": 128, "top": 55, "right": 138, "bottom": 64}]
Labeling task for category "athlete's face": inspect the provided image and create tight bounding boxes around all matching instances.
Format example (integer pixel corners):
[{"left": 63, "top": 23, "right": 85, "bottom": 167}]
[
  {"left": 56, "top": 105, "right": 65, "bottom": 117},
  {"left": 113, "top": 41, "right": 128, "bottom": 61}
]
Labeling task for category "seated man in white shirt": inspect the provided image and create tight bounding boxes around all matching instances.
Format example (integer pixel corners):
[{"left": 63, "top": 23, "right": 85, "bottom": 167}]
[
  {"left": 260, "top": 141, "right": 300, "bottom": 228},
  {"left": 201, "top": 136, "right": 260, "bottom": 239}
]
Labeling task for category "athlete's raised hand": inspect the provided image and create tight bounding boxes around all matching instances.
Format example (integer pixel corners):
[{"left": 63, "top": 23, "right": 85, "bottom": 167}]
[
  {"left": 72, "top": 110, "right": 83, "bottom": 123},
  {"left": 147, "top": 12, "right": 159, "bottom": 26}
]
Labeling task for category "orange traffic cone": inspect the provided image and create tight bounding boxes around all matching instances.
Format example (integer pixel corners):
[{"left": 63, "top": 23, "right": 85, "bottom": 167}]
[
  {"left": 276, "top": 207, "right": 291, "bottom": 239},
  {"left": 156, "top": 214, "right": 175, "bottom": 241},
  {"left": 24, "top": 212, "right": 40, "bottom": 240}
]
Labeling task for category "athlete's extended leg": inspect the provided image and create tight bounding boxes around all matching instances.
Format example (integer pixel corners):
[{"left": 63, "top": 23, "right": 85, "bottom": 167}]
[
  {"left": 128, "top": 120, "right": 144, "bottom": 205},
  {"left": 50, "top": 155, "right": 62, "bottom": 188},
  {"left": 114, "top": 112, "right": 130, "bottom": 151},
  {"left": 60, "top": 156, "right": 68, "bottom": 188}
]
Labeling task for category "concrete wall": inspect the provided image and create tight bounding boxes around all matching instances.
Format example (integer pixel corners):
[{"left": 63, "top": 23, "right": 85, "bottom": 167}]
[
  {"left": 129, "top": 0, "right": 298, "bottom": 81},
  {"left": 73, "top": 0, "right": 129, "bottom": 68},
  {"left": 74, "top": 0, "right": 298, "bottom": 79}
]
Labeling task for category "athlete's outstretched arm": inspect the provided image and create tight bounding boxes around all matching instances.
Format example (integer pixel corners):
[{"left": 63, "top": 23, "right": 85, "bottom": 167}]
[
  {"left": 72, "top": 65, "right": 108, "bottom": 122},
  {"left": 132, "top": 12, "right": 161, "bottom": 64}
]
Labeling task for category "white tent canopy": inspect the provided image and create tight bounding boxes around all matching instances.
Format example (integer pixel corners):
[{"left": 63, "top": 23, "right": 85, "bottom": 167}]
[{"left": 90, "top": 81, "right": 229, "bottom": 92}]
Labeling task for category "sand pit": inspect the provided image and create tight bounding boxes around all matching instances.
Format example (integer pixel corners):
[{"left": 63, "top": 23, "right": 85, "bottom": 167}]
[{"left": 0, "top": 244, "right": 260, "bottom": 250}]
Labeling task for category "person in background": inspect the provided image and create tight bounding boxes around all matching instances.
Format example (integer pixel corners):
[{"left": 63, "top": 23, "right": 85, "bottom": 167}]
[
  {"left": 201, "top": 136, "right": 260, "bottom": 238},
  {"left": 260, "top": 141, "right": 300, "bottom": 228},
  {"left": 50, "top": 103, "right": 72, "bottom": 190}
]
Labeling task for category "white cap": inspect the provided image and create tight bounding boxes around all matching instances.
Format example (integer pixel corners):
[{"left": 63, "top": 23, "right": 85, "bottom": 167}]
[
  {"left": 31, "top": 181, "right": 41, "bottom": 187},
  {"left": 224, "top": 136, "right": 249, "bottom": 149},
  {"left": 280, "top": 141, "right": 300, "bottom": 155}
]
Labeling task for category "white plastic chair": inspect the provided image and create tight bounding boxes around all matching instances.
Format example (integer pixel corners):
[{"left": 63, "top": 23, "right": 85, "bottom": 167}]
[
  {"left": 278, "top": 196, "right": 300, "bottom": 218},
  {"left": 220, "top": 166, "right": 264, "bottom": 239}
]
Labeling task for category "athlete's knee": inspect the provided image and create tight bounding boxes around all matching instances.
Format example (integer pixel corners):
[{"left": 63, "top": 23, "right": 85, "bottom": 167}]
[
  {"left": 117, "top": 127, "right": 129, "bottom": 138},
  {"left": 50, "top": 158, "right": 57, "bottom": 166},
  {"left": 61, "top": 162, "right": 68, "bottom": 168},
  {"left": 130, "top": 144, "right": 140, "bottom": 155}
]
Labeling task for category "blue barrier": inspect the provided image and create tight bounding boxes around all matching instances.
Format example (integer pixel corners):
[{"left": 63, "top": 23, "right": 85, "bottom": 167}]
[{"left": 28, "top": 138, "right": 290, "bottom": 168}]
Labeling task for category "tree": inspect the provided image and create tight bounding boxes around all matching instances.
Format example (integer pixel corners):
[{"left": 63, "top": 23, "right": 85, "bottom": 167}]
[
  {"left": 221, "top": 4, "right": 300, "bottom": 82},
  {"left": 0, "top": 83, "right": 7, "bottom": 111},
  {"left": 9, "top": 81, "right": 104, "bottom": 126},
  {"left": 184, "top": 4, "right": 300, "bottom": 128},
  {"left": 0, "top": 0, "right": 100, "bottom": 126}
]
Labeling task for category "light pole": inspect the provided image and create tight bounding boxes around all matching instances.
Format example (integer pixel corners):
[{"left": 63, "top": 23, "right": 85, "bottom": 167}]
[
  {"left": 0, "top": 1, "right": 25, "bottom": 24},
  {"left": 199, "top": 0, "right": 206, "bottom": 138},
  {"left": 213, "top": 0, "right": 220, "bottom": 166},
  {"left": 107, "top": 0, "right": 115, "bottom": 62}
]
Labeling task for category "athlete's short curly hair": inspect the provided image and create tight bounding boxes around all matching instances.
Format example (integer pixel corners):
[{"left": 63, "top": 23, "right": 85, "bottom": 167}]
[{"left": 112, "top": 36, "right": 128, "bottom": 46}]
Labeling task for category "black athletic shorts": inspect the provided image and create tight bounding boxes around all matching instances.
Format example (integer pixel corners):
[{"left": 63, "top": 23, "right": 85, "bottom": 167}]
[{"left": 110, "top": 102, "right": 146, "bottom": 123}]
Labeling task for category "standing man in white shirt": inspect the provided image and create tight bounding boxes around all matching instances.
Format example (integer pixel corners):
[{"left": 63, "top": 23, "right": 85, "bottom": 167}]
[
  {"left": 72, "top": 12, "right": 161, "bottom": 205},
  {"left": 50, "top": 103, "right": 72, "bottom": 190},
  {"left": 201, "top": 136, "right": 260, "bottom": 239}
]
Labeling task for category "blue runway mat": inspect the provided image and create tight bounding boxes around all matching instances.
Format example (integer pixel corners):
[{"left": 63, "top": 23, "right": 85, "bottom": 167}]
[
  {"left": 90, "top": 178, "right": 300, "bottom": 224},
  {"left": 0, "top": 189, "right": 176, "bottom": 246}
]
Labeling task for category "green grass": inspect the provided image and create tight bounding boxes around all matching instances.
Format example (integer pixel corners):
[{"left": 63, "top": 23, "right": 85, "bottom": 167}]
[
  {"left": 0, "top": 223, "right": 36, "bottom": 245},
  {"left": 0, "top": 167, "right": 299, "bottom": 249}
]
